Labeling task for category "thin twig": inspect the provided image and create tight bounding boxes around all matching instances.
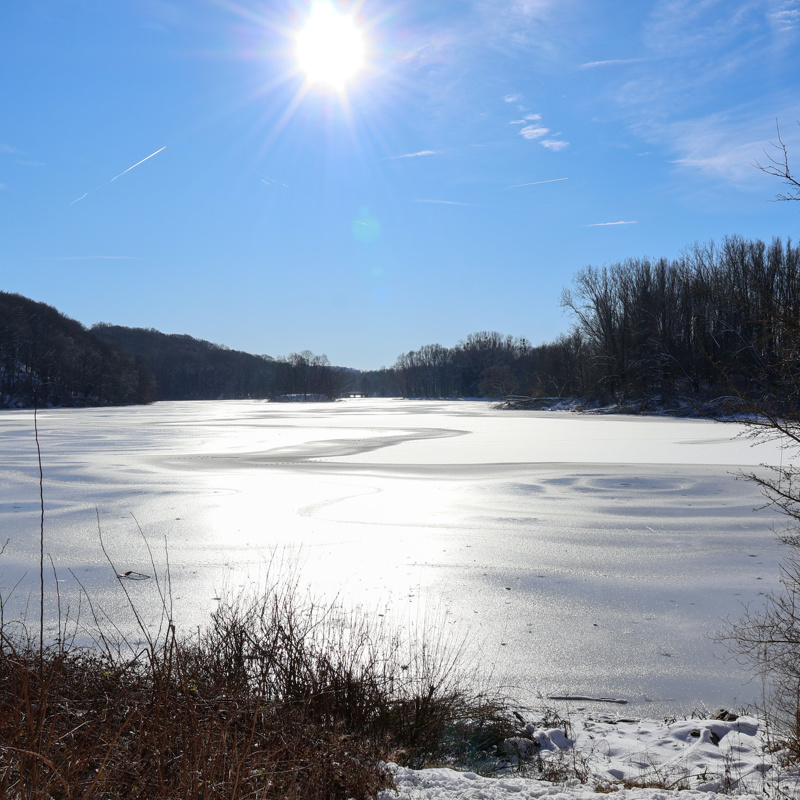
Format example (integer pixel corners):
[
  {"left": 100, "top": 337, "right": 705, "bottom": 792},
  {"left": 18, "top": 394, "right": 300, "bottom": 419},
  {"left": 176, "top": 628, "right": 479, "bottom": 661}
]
[
  {"left": 96, "top": 509, "right": 155, "bottom": 661},
  {"left": 48, "top": 554, "right": 61, "bottom": 653},
  {"left": 32, "top": 384, "right": 45, "bottom": 676},
  {"left": 4, "top": 746, "right": 72, "bottom": 799}
]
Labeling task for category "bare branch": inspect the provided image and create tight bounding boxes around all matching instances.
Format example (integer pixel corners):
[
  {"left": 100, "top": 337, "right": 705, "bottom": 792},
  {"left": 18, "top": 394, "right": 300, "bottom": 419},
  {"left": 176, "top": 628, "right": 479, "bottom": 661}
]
[{"left": 753, "top": 121, "right": 800, "bottom": 203}]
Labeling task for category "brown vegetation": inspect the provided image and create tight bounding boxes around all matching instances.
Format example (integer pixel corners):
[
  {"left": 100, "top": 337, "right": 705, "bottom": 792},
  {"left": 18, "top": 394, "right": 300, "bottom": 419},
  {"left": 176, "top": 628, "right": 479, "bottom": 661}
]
[{"left": 0, "top": 563, "right": 503, "bottom": 799}]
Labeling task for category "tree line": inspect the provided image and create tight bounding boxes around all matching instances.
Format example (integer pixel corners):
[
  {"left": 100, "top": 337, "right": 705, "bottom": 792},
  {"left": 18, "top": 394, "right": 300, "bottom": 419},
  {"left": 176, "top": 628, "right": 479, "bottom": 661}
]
[
  {"left": 359, "top": 235, "right": 800, "bottom": 410},
  {"left": 561, "top": 235, "right": 800, "bottom": 406},
  {"left": 3, "top": 233, "right": 799, "bottom": 409},
  {"left": 358, "top": 331, "right": 583, "bottom": 401}
]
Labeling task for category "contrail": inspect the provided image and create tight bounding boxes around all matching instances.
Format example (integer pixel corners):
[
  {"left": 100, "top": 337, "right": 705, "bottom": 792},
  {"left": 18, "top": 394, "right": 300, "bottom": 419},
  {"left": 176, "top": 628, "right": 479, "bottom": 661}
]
[
  {"left": 586, "top": 220, "right": 638, "bottom": 227},
  {"left": 109, "top": 146, "right": 166, "bottom": 183},
  {"left": 509, "top": 177, "right": 568, "bottom": 188},
  {"left": 71, "top": 146, "right": 166, "bottom": 205}
]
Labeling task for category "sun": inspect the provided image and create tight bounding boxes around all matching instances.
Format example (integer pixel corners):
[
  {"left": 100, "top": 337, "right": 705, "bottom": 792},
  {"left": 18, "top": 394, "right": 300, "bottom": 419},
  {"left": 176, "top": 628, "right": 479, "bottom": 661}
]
[{"left": 296, "top": 3, "right": 365, "bottom": 90}]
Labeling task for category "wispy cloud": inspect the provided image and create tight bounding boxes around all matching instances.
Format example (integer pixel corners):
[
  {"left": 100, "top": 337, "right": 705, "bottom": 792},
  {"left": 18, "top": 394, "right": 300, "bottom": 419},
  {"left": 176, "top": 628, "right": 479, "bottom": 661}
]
[
  {"left": 476, "top": 0, "right": 577, "bottom": 48},
  {"left": 509, "top": 0, "right": 564, "bottom": 17},
  {"left": 585, "top": 220, "right": 638, "bottom": 226},
  {"left": 261, "top": 177, "right": 288, "bottom": 187},
  {"left": 520, "top": 125, "right": 550, "bottom": 140},
  {"left": 514, "top": 111, "right": 569, "bottom": 149},
  {"left": 541, "top": 139, "right": 569, "bottom": 151},
  {"left": 581, "top": 58, "right": 645, "bottom": 68},
  {"left": 592, "top": 1, "right": 800, "bottom": 189},
  {"left": 17, "top": 160, "right": 45, "bottom": 167},
  {"left": 56, "top": 256, "right": 144, "bottom": 261},
  {"left": 635, "top": 107, "right": 800, "bottom": 184},
  {"left": 638, "top": 0, "right": 797, "bottom": 86},
  {"left": 0, "top": 144, "right": 16, "bottom": 154},
  {"left": 71, "top": 146, "right": 167, "bottom": 205},
  {"left": 388, "top": 150, "right": 440, "bottom": 159},
  {"left": 643, "top": 0, "right": 755, "bottom": 57},
  {"left": 414, "top": 198, "right": 474, "bottom": 206},
  {"left": 394, "top": 2, "right": 570, "bottom": 114},
  {"left": 771, "top": 0, "right": 800, "bottom": 31},
  {"left": 510, "top": 177, "right": 568, "bottom": 187}
]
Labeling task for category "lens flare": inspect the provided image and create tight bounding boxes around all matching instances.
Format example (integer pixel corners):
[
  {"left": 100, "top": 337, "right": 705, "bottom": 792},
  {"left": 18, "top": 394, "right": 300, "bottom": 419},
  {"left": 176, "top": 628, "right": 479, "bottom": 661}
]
[{"left": 352, "top": 208, "right": 381, "bottom": 242}]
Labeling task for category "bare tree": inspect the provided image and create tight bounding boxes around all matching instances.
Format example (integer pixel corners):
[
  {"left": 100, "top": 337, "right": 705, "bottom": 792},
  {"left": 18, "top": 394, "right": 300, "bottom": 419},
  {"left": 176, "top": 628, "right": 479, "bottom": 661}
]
[
  {"left": 723, "top": 122, "right": 800, "bottom": 758},
  {"left": 753, "top": 121, "right": 800, "bottom": 203},
  {"left": 722, "top": 326, "right": 800, "bottom": 756}
]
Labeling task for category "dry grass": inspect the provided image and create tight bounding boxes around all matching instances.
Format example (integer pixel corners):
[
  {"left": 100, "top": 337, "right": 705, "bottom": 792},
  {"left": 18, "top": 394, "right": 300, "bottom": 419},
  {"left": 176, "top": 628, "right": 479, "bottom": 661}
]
[{"left": 0, "top": 560, "right": 503, "bottom": 800}]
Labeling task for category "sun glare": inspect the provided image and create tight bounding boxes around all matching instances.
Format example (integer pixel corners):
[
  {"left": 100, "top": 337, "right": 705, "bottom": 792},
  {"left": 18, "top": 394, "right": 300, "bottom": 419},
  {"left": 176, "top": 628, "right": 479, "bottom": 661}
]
[{"left": 296, "top": 3, "right": 365, "bottom": 90}]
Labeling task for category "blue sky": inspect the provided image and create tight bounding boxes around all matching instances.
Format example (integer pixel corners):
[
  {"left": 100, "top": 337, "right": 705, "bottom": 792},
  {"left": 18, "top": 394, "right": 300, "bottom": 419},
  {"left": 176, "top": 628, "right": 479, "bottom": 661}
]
[{"left": 2, "top": 0, "right": 800, "bottom": 369}]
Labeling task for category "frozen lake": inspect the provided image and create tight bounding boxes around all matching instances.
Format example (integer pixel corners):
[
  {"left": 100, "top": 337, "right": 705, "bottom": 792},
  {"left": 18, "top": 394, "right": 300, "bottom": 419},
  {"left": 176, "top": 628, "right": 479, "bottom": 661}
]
[{"left": 0, "top": 398, "right": 789, "bottom": 717}]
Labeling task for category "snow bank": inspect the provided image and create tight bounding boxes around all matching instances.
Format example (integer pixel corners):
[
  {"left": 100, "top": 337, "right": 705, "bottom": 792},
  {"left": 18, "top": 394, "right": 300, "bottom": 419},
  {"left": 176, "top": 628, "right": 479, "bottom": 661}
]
[{"left": 380, "top": 712, "right": 799, "bottom": 800}]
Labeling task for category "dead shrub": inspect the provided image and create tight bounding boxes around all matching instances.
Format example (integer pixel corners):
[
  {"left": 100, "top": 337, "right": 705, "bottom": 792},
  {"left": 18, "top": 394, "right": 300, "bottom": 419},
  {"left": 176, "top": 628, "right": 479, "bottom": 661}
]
[{"left": 0, "top": 563, "right": 502, "bottom": 799}]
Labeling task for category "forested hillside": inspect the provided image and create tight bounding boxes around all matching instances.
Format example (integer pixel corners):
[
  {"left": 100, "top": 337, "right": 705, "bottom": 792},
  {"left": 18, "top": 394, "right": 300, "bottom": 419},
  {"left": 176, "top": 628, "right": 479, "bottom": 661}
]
[
  {"left": 92, "top": 326, "right": 348, "bottom": 402},
  {"left": 92, "top": 325, "right": 279, "bottom": 401},
  {"left": 0, "top": 292, "right": 156, "bottom": 408}
]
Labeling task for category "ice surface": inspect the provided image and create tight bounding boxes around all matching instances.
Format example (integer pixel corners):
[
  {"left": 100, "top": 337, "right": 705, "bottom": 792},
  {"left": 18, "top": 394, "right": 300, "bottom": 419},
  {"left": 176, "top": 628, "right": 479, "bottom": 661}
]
[{"left": 0, "top": 399, "right": 789, "bottom": 718}]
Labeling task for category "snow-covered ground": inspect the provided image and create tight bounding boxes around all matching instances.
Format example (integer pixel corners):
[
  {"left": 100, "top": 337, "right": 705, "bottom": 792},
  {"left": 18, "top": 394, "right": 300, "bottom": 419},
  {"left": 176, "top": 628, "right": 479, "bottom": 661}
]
[
  {"left": 0, "top": 399, "right": 790, "bottom": 722},
  {"left": 381, "top": 709, "right": 799, "bottom": 800}
]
